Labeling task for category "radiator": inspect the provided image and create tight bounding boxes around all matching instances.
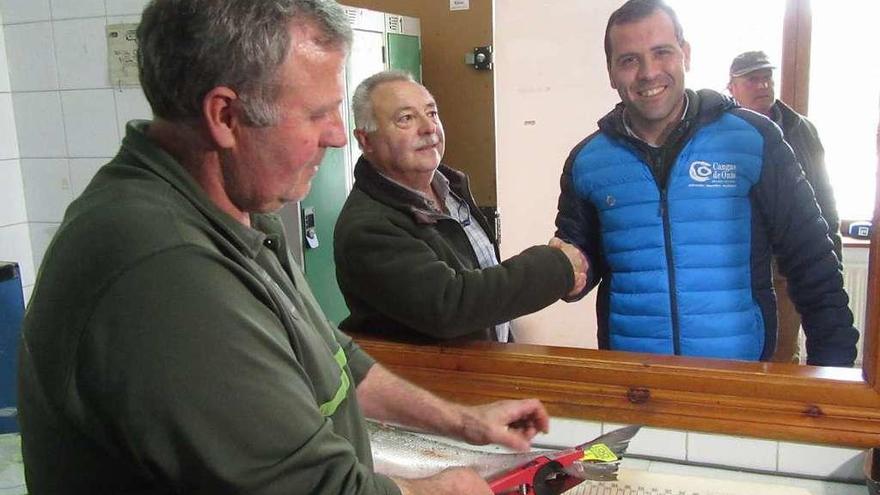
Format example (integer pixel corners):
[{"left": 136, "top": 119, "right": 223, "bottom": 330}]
[{"left": 844, "top": 255, "right": 871, "bottom": 368}]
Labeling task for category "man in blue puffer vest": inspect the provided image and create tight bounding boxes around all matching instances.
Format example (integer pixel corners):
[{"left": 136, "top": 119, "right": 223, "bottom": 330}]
[{"left": 554, "top": 0, "right": 858, "bottom": 366}]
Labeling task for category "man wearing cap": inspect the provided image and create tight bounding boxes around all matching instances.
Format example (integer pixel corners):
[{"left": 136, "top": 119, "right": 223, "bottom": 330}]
[
  {"left": 728, "top": 50, "right": 842, "bottom": 363},
  {"left": 554, "top": 0, "right": 857, "bottom": 366},
  {"left": 728, "top": 51, "right": 840, "bottom": 257}
]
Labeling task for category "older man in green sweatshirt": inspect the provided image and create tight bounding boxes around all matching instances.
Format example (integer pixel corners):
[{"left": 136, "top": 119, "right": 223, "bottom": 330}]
[{"left": 17, "top": 2, "right": 550, "bottom": 494}]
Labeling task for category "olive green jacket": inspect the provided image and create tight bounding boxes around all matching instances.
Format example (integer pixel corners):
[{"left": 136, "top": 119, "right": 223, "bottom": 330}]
[
  {"left": 334, "top": 157, "right": 574, "bottom": 343},
  {"left": 18, "top": 121, "right": 399, "bottom": 495}
]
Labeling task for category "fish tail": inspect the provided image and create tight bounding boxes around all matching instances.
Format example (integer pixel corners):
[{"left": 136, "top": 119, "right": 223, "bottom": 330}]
[
  {"left": 562, "top": 460, "right": 621, "bottom": 481},
  {"left": 576, "top": 424, "right": 641, "bottom": 458}
]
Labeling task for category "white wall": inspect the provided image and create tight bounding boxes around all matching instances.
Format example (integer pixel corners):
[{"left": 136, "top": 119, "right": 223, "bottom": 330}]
[
  {"left": 0, "top": 10, "right": 30, "bottom": 301},
  {"left": 495, "top": 0, "right": 620, "bottom": 348},
  {"left": 535, "top": 417, "right": 865, "bottom": 485},
  {"left": 0, "top": 0, "right": 153, "bottom": 301}
]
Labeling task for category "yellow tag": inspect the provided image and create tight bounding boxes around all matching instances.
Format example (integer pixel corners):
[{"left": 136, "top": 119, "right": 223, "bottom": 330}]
[{"left": 581, "top": 443, "right": 618, "bottom": 462}]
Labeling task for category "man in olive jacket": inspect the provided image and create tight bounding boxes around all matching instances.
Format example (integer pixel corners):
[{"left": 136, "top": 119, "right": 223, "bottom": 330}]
[
  {"left": 335, "top": 70, "right": 587, "bottom": 343},
  {"left": 18, "top": 2, "right": 553, "bottom": 494}
]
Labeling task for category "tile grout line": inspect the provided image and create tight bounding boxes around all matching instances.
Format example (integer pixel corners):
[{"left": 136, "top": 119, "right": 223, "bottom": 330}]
[
  {"left": 775, "top": 439, "right": 780, "bottom": 473},
  {"left": 29, "top": 3, "right": 61, "bottom": 278},
  {"left": 46, "top": 23, "right": 69, "bottom": 161},
  {"left": 0, "top": 221, "right": 30, "bottom": 229},
  {"left": 18, "top": 156, "right": 113, "bottom": 160},
  {"left": 684, "top": 430, "right": 689, "bottom": 463}
]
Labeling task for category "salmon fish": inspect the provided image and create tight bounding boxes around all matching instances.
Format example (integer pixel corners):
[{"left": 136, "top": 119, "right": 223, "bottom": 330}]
[{"left": 367, "top": 420, "right": 640, "bottom": 482}]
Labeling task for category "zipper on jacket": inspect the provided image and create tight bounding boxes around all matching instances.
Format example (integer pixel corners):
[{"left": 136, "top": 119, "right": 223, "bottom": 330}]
[
  {"left": 659, "top": 187, "right": 681, "bottom": 355},
  {"left": 642, "top": 145, "right": 681, "bottom": 356},
  {"left": 619, "top": 96, "right": 699, "bottom": 357}
]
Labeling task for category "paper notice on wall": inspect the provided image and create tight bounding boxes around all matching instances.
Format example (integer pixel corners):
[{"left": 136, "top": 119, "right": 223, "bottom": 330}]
[
  {"left": 107, "top": 23, "right": 140, "bottom": 87},
  {"left": 450, "top": 0, "right": 469, "bottom": 11}
]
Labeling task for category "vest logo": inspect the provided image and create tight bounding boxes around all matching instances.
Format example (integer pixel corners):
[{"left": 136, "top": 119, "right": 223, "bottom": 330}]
[
  {"left": 689, "top": 161, "right": 713, "bottom": 182},
  {"left": 688, "top": 160, "right": 737, "bottom": 188}
]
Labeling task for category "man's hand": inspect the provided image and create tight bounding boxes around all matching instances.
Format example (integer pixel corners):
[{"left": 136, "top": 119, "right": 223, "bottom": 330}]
[
  {"left": 395, "top": 468, "right": 492, "bottom": 495},
  {"left": 358, "top": 365, "right": 549, "bottom": 453},
  {"left": 549, "top": 237, "right": 588, "bottom": 296},
  {"left": 456, "top": 398, "right": 550, "bottom": 452}
]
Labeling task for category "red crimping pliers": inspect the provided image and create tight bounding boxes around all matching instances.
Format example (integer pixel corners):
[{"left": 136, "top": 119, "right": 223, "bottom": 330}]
[
  {"left": 488, "top": 448, "right": 588, "bottom": 495},
  {"left": 487, "top": 424, "right": 641, "bottom": 495}
]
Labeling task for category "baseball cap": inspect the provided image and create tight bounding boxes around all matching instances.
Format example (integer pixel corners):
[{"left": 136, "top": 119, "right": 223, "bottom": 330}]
[{"left": 729, "top": 51, "right": 776, "bottom": 78}]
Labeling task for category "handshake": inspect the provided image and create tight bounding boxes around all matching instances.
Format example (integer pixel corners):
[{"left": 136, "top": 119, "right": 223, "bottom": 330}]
[{"left": 549, "top": 237, "right": 588, "bottom": 297}]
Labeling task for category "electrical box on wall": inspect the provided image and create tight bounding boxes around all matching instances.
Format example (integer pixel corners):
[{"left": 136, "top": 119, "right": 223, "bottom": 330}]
[{"left": 106, "top": 23, "right": 140, "bottom": 87}]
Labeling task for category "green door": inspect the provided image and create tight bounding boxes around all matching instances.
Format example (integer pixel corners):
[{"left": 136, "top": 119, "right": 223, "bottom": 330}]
[
  {"left": 300, "top": 14, "right": 420, "bottom": 326},
  {"left": 387, "top": 33, "right": 421, "bottom": 82},
  {"left": 300, "top": 147, "right": 349, "bottom": 326}
]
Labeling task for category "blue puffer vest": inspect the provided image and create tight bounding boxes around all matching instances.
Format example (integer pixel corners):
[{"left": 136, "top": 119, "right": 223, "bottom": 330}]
[
  {"left": 570, "top": 105, "right": 766, "bottom": 360},
  {"left": 557, "top": 89, "right": 858, "bottom": 366}
]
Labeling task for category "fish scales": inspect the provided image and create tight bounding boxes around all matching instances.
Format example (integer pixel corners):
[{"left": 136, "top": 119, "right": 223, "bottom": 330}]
[{"left": 367, "top": 420, "right": 546, "bottom": 479}]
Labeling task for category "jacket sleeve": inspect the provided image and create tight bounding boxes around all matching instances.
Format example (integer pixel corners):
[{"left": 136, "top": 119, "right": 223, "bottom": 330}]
[
  {"left": 798, "top": 119, "right": 842, "bottom": 260},
  {"left": 81, "top": 248, "right": 400, "bottom": 495},
  {"left": 753, "top": 126, "right": 858, "bottom": 367},
  {"left": 554, "top": 137, "right": 605, "bottom": 301},
  {"left": 335, "top": 213, "right": 574, "bottom": 340},
  {"left": 335, "top": 327, "right": 377, "bottom": 385}
]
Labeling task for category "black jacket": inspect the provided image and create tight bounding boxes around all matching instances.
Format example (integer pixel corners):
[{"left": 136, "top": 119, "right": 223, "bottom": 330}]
[{"left": 773, "top": 99, "right": 842, "bottom": 259}]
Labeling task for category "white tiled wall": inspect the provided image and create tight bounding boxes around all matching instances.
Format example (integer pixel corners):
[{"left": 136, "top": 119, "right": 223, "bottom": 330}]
[
  {"left": 0, "top": 160, "right": 25, "bottom": 227},
  {"left": 0, "top": 93, "right": 18, "bottom": 156},
  {"left": 11, "top": 92, "right": 66, "bottom": 157},
  {"left": 0, "top": 14, "right": 31, "bottom": 298},
  {"left": 535, "top": 417, "right": 866, "bottom": 483},
  {"left": 0, "top": 15, "right": 8, "bottom": 91},
  {"left": 778, "top": 442, "right": 865, "bottom": 480},
  {"left": 0, "top": 0, "right": 50, "bottom": 25},
  {"left": 538, "top": 416, "right": 603, "bottom": 447},
  {"left": 688, "top": 431, "right": 779, "bottom": 471},
  {"left": 0, "top": 0, "right": 153, "bottom": 298},
  {"left": 20, "top": 158, "right": 71, "bottom": 222},
  {"left": 605, "top": 422, "right": 688, "bottom": 461},
  {"left": 4, "top": 22, "right": 57, "bottom": 91},
  {"left": 54, "top": 17, "right": 109, "bottom": 90},
  {"left": 50, "top": 0, "right": 106, "bottom": 21},
  {"left": 106, "top": 0, "right": 150, "bottom": 17}
]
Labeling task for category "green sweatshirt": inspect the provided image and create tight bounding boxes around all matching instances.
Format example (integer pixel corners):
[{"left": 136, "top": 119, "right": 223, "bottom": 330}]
[
  {"left": 18, "top": 121, "right": 400, "bottom": 495},
  {"left": 334, "top": 157, "right": 574, "bottom": 343}
]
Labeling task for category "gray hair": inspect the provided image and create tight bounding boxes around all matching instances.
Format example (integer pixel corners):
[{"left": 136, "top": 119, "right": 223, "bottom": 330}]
[
  {"left": 137, "top": 0, "right": 352, "bottom": 127},
  {"left": 351, "top": 69, "right": 416, "bottom": 133}
]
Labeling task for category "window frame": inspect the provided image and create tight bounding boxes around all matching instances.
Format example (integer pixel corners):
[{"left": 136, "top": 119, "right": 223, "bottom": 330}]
[{"left": 780, "top": 0, "right": 812, "bottom": 114}]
